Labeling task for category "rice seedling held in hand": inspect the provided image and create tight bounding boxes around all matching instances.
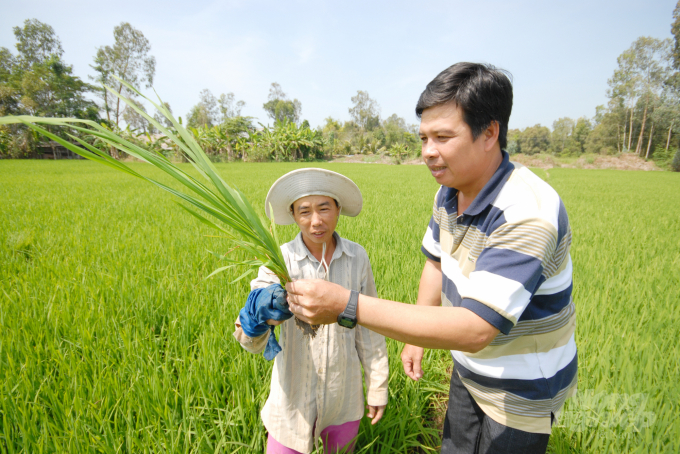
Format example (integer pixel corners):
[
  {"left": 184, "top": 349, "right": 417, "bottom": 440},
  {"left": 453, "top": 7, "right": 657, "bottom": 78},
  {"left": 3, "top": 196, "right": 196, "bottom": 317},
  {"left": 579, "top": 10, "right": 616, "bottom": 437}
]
[{"left": 0, "top": 77, "right": 311, "bottom": 325}]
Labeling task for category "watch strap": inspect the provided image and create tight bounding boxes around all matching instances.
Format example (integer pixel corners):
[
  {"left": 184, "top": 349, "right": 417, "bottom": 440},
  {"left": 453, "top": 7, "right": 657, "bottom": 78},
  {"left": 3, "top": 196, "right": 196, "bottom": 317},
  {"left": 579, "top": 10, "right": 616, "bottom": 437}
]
[{"left": 338, "top": 290, "right": 359, "bottom": 327}]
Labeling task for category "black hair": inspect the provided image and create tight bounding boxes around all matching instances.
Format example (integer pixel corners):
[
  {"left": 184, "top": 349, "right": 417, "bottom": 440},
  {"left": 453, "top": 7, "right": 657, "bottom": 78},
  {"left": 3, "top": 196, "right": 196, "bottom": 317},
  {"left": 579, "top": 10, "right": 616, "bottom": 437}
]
[{"left": 415, "top": 62, "right": 513, "bottom": 150}]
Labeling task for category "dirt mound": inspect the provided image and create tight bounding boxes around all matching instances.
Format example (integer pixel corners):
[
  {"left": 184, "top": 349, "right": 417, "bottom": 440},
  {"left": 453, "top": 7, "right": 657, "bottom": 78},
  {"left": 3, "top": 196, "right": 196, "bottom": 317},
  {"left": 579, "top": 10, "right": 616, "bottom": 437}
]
[
  {"left": 332, "top": 154, "right": 425, "bottom": 165},
  {"left": 332, "top": 152, "right": 661, "bottom": 171},
  {"left": 510, "top": 153, "right": 660, "bottom": 171}
]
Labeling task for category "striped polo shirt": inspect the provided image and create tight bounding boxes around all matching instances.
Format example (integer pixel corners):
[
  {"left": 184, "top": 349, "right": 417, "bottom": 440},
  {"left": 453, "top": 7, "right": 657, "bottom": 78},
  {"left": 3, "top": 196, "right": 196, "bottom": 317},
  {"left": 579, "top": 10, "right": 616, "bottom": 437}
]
[{"left": 421, "top": 151, "right": 577, "bottom": 434}]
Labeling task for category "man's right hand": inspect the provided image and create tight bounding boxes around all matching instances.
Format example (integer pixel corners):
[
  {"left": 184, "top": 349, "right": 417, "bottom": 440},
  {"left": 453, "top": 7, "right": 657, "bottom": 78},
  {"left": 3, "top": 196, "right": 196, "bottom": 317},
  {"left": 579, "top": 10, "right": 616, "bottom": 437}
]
[
  {"left": 401, "top": 344, "right": 424, "bottom": 381},
  {"left": 285, "top": 279, "right": 350, "bottom": 325}
]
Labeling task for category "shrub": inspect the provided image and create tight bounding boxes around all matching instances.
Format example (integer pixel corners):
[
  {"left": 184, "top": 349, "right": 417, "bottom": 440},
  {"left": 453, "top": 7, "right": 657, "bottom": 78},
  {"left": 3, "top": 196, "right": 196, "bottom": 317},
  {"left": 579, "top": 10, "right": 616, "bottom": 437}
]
[
  {"left": 672, "top": 149, "right": 680, "bottom": 172},
  {"left": 652, "top": 146, "right": 677, "bottom": 170},
  {"left": 0, "top": 126, "right": 10, "bottom": 158},
  {"left": 245, "top": 146, "right": 271, "bottom": 162}
]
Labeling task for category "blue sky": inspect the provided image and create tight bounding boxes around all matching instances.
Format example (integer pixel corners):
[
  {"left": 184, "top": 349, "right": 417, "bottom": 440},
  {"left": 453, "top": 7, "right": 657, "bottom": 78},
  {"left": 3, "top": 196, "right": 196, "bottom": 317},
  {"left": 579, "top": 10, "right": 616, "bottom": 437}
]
[{"left": 1, "top": 0, "right": 677, "bottom": 130}]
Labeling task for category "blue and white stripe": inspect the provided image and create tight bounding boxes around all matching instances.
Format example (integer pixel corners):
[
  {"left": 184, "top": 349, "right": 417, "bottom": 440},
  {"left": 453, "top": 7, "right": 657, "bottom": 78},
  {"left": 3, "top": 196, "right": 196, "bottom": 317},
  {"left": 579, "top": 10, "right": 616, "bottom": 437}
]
[{"left": 422, "top": 151, "right": 578, "bottom": 434}]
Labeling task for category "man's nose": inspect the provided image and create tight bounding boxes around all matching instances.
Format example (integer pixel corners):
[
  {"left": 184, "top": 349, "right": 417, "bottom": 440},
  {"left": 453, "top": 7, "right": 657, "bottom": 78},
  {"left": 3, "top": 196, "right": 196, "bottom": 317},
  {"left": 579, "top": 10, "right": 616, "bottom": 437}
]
[
  {"left": 311, "top": 211, "right": 323, "bottom": 226},
  {"left": 422, "top": 140, "right": 438, "bottom": 160}
]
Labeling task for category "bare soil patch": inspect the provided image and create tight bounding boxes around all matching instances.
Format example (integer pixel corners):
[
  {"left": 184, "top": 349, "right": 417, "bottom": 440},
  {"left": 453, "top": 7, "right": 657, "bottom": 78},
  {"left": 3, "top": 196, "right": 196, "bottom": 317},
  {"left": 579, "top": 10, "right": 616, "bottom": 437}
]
[
  {"left": 332, "top": 154, "right": 425, "bottom": 165},
  {"left": 332, "top": 152, "right": 661, "bottom": 171},
  {"left": 510, "top": 153, "right": 661, "bottom": 171},
  {"left": 331, "top": 154, "right": 398, "bottom": 165}
]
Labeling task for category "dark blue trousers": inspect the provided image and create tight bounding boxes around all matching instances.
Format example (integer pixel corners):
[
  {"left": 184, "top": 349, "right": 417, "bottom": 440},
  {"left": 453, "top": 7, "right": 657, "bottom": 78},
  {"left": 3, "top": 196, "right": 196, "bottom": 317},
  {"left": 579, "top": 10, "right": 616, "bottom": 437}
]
[{"left": 440, "top": 370, "right": 551, "bottom": 454}]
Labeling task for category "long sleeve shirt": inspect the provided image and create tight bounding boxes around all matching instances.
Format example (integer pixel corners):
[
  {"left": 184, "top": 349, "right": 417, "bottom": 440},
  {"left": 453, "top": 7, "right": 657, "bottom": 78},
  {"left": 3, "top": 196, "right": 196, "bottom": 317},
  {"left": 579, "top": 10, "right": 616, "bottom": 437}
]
[{"left": 233, "top": 232, "right": 389, "bottom": 453}]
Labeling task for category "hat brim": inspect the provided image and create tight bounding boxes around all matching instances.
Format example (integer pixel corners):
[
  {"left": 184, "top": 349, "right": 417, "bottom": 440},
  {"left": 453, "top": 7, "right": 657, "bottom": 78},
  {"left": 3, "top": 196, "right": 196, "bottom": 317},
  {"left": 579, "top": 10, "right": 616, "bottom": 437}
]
[{"left": 265, "top": 168, "right": 363, "bottom": 225}]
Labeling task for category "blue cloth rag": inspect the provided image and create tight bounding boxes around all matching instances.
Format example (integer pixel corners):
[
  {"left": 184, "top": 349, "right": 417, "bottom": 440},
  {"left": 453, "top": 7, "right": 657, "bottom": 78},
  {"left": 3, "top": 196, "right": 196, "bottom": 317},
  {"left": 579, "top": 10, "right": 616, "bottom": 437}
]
[{"left": 239, "top": 283, "right": 292, "bottom": 361}]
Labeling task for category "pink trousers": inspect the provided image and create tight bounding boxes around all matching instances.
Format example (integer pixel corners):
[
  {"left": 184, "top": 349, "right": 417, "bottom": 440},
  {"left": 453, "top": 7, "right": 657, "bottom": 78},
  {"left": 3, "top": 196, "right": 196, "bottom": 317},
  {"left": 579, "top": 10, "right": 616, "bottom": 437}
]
[{"left": 266, "top": 419, "right": 361, "bottom": 454}]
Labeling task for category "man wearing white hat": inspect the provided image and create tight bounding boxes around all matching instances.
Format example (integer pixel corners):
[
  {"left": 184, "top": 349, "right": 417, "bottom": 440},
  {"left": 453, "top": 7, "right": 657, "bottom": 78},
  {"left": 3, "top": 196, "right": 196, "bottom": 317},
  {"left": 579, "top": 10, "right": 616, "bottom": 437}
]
[{"left": 233, "top": 168, "right": 389, "bottom": 454}]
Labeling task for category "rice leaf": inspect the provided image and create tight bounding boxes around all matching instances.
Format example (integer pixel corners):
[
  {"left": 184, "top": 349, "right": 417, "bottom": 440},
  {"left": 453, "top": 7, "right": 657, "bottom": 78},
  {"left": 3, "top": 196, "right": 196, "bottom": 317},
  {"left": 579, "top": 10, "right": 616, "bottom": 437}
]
[{"left": 0, "top": 78, "right": 290, "bottom": 285}]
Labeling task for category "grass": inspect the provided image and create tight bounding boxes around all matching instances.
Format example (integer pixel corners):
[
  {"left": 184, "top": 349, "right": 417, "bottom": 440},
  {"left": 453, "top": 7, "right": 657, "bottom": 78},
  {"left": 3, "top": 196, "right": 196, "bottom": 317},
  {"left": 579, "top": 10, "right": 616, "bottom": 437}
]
[{"left": 1, "top": 161, "right": 679, "bottom": 453}]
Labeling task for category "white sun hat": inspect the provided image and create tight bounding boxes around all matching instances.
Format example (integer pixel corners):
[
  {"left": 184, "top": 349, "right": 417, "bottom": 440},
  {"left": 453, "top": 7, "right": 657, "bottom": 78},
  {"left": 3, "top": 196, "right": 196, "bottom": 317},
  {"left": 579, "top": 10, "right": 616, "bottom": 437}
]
[{"left": 265, "top": 168, "right": 363, "bottom": 225}]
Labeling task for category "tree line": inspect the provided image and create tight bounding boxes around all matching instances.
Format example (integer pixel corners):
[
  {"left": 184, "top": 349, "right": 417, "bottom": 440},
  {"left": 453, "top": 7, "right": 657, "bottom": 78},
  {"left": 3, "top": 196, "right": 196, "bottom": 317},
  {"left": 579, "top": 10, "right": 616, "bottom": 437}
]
[
  {"left": 508, "top": 3, "right": 680, "bottom": 171},
  {"left": 0, "top": 20, "right": 419, "bottom": 163},
  {"left": 2, "top": 10, "right": 680, "bottom": 171}
]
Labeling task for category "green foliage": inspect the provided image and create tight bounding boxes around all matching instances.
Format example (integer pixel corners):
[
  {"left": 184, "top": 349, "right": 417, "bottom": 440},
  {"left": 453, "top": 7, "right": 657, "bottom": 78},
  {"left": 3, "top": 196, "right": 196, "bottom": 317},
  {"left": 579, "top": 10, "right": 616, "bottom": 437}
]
[
  {"left": 514, "top": 124, "right": 551, "bottom": 155},
  {"left": 186, "top": 89, "right": 248, "bottom": 131},
  {"left": 1, "top": 76, "right": 291, "bottom": 286},
  {"left": 12, "top": 18, "right": 63, "bottom": 68},
  {"left": 506, "top": 129, "right": 520, "bottom": 154},
  {"left": 585, "top": 108, "right": 621, "bottom": 155},
  {"left": 90, "top": 22, "right": 156, "bottom": 127},
  {"left": 262, "top": 82, "right": 301, "bottom": 125},
  {"left": 219, "top": 92, "right": 245, "bottom": 120},
  {"left": 318, "top": 112, "right": 418, "bottom": 160},
  {"left": 651, "top": 145, "right": 677, "bottom": 169},
  {"left": 245, "top": 121, "right": 325, "bottom": 161},
  {"left": 672, "top": 147, "right": 680, "bottom": 171},
  {"left": 187, "top": 89, "right": 219, "bottom": 128},
  {"left": 510, "top": 22, "right": 680, "bottom": 164},
  {"left": 0, "top": 125, "right": 10, "bottom": 156},
  {"left": 6, "top": 228, "right": 34, "bottom": 259},
  {"left": 387, "top": 142, "right": 409, "bottom": 164},
  {"left": 320, "top": 116, "right": 346, "bottom": 157},
  {"left": 550, "top": 117, "right": 575, "bottom": 154},
  {"left": 606, "top": 35, "right": 674, "bottom": 157},
  {"left": 153, "top": 101, "right": 174, "bottom": 129},
  {"left": 0, "top": 19, "right": 98, "bottom": 157},
  {"left": 671, "top": 1, "right": 680, "bottom": 70},
  {"left": 1, "top": 162, "right": 679, "bottom": 453},
  {"left": 349, "top": 90, "right": 380, "bottom": 131},
  {"left": 571, "top": 117, "right": 592, "bottom": 154}
]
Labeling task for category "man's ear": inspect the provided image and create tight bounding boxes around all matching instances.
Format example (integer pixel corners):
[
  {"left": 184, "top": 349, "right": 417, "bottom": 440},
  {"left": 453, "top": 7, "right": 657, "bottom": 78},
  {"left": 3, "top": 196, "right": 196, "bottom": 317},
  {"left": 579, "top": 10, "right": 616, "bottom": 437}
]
[{"left": 484, "top": 121, "right": 500, "bottom": 152}]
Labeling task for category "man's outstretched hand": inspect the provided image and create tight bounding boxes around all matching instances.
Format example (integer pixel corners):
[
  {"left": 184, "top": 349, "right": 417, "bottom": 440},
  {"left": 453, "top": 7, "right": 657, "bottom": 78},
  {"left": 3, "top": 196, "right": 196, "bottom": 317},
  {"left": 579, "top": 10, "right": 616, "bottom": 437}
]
[{"left": 285, "top": 279, "right": 351, "bottom": 325}]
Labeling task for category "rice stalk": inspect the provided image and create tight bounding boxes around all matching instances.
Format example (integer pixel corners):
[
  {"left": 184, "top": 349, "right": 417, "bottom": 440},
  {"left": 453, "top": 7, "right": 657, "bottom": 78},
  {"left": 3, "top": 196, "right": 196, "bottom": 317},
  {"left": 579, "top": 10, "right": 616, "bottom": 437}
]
[{"left": 0, "top": 77, "right": 319, "bottom": 330}]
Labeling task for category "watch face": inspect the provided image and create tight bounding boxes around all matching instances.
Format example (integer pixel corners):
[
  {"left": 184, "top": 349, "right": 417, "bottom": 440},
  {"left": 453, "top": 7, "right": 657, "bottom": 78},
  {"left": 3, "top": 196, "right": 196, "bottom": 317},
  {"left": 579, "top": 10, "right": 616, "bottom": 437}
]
[{"left": 338, "top": 316, "right": 356, "bottom": 329}]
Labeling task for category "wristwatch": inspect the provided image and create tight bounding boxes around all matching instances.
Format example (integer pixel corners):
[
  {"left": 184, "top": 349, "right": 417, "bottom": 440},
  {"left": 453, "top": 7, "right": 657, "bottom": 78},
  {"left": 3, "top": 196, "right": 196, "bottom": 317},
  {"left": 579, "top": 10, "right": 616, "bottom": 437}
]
[{"left": 337, "top": 290, "right": 359, "bottom": 329}]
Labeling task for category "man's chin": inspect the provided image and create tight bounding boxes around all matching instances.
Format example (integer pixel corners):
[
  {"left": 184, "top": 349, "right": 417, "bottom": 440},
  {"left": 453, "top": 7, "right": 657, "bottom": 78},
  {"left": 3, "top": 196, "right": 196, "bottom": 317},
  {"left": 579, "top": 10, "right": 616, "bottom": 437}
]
[{"left": 432, "top": 173, "right": 455, "bottom": 187}]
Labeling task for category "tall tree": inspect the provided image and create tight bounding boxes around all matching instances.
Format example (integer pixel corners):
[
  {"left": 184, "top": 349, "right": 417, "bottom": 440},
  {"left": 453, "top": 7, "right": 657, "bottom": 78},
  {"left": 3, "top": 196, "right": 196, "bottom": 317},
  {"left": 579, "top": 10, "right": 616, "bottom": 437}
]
[
  {"left": 348, "top": 90, "right": 380, "bottom": 130},
  {"left": 187, "top": 89, "right": 220, "bottom": 128},
  {"left": 1, "top": 19, "right": 98, "bottom": 158},
  {"left": 13, "top": 19, "right": 63, "bottom": 69},
  {"left": 153, "top": 102, "right": 174, "bottom": 129},
  {"left": 382, "top": 113, "right": 418, "bottom": 150},
  {"left": 609, "top": 37, "right": 672, "bottom": 156},
  {"left": 122, "top": 98, "right": 151, "bottom": 133},
  {"left": 0, "top": 47, "right": 19, "bottom": 116},
  {"left": 550, "top": 117, "right": 575, "bottom": 154},
  {"left": 90, "top": 23, "right": 156, "bottom": 127},
  {"left": 572, "top": 117, "right": 593, "bottom": 154},
  {"left": 218, "top": 92, "right": 245, "bottom": 121},
  {"left": 518, "top": 125, "right": 551, "bottom": 155},
  {"left": 262, "top": 82, "right": 301, "bottom": 124},
  {"left": 672, "top": 1, "right": 680, "bottom": 70}
]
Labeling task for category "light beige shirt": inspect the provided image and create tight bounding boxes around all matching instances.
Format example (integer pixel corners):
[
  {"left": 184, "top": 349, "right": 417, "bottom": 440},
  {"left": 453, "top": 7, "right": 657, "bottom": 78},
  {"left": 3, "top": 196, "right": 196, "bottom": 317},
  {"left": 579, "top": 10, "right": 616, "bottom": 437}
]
[{"left": 233, "top": 232, "right": 389, "bottom": 453}]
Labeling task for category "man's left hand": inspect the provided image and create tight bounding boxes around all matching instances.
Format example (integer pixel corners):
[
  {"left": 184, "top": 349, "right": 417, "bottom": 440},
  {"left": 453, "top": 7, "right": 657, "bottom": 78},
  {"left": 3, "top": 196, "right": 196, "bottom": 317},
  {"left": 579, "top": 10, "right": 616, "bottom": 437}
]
[
  {"left": 366, "top": 405, "right": 386, "bottom": 425},
  {"left": 285, "top": 279, "right": 350, "bottom": 325}
]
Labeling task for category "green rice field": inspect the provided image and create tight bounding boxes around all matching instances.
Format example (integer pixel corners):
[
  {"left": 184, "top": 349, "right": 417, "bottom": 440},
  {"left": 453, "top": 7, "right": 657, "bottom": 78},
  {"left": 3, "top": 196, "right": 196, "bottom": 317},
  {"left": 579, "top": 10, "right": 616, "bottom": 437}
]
[{"left": 1, "top": 160, "right": 679, "bottom": 453}]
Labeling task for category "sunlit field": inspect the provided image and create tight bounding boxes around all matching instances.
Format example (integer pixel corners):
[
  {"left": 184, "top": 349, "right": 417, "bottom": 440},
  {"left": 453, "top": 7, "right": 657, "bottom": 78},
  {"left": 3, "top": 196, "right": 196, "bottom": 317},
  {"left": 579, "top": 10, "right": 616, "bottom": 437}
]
[{"left": 1, "top": 161, "right": 678, "bottom": 453}]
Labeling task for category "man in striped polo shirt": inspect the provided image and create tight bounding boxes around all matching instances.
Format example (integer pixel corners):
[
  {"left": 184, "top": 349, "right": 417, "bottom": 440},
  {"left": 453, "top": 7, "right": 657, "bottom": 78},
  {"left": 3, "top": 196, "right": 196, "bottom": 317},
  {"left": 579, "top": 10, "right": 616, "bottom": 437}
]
[{"left": 286, "top": 62, "right": 577, "bottom": 453}]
